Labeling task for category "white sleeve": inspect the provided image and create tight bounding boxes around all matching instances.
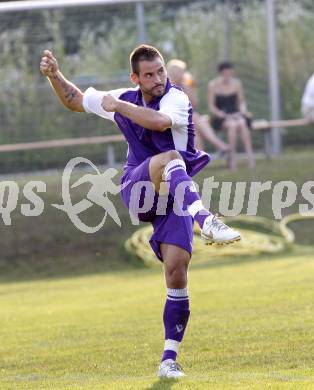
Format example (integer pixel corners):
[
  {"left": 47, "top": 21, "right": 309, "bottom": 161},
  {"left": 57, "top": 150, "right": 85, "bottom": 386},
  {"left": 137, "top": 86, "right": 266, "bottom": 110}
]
[
  {"left": 158, "top": 89, "right": 190, "bottom": 129},
  {"left": 82, "top": 87, "right": 128, "bottom": 122}
]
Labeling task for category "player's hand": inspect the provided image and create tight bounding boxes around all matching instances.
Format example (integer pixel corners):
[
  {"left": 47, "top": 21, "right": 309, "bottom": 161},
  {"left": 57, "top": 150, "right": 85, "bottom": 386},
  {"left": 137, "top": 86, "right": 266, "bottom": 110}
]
[
  {"left": 101, "top": 94, "right": 119, "bottom": 112},
  {"left": 40, "top": 50, "right": 59, "bottom": 77}
]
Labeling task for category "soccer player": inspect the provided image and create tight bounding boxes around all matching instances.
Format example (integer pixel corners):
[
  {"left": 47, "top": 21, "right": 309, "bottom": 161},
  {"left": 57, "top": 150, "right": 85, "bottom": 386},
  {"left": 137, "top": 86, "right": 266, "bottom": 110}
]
[{"left": 40, "top": 45, "right": 240, "bottom": 378}]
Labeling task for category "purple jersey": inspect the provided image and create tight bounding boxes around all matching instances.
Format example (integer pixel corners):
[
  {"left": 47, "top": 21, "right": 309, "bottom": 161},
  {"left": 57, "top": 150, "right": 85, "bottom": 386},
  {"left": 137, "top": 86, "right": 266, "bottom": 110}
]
[{"left": 83, "top": 79, "right": 210, "bottom": 176}]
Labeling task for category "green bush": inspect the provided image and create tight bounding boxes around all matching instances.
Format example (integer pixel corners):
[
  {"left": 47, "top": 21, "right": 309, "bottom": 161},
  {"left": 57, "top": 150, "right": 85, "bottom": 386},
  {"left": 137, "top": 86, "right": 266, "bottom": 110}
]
[{"left": 0, "top": 1, "right": 314, "bottom": 172}]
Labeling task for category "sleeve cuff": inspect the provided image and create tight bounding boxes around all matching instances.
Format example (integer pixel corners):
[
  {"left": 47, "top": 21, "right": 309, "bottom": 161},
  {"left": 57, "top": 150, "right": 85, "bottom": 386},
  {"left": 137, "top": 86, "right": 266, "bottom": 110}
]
[{"left": 82, "top": 87, "right": 96, "bottom": 113}]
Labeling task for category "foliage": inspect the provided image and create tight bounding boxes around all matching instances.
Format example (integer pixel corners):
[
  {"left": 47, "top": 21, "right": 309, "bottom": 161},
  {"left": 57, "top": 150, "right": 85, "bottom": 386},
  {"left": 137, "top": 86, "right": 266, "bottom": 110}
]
[{"left": 0, "top": 1, "right": 314, "bottom": 171}]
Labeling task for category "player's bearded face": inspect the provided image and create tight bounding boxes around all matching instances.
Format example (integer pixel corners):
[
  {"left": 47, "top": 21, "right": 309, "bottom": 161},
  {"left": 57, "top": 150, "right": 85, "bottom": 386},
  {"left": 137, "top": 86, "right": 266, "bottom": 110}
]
[{"left": 135, "top": 58, "right": 167, "bottom": 98}]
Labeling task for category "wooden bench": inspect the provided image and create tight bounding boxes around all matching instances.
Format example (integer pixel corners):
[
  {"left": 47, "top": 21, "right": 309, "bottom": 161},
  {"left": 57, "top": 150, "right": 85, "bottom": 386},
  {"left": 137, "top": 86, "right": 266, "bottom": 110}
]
[
  {"left": 252, "top": 118, "right": 311, "bottom": 157},
  {"left": 252, "top": 118, "right": 311, "bottom": 131},
  {"left": 0, "top": 118, "right": 311, "bottom": 164},
  {"left": 0, "top": 134, "right": 125, "bottom": 166}
]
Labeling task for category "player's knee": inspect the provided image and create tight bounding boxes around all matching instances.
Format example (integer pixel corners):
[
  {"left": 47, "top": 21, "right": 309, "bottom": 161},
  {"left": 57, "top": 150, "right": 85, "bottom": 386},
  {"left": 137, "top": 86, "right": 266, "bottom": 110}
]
[
  {"left": 167, "top": 266, "right": 188, "bottom": 287},
  {"left": 166, "top": 256, "right": 190, "bottom": 286},
  {"left": 163, "top": 150, "right": 182, "bottom": 165},
  {"left": 155, "top": 150, "right": 183, "bottom": 176}
]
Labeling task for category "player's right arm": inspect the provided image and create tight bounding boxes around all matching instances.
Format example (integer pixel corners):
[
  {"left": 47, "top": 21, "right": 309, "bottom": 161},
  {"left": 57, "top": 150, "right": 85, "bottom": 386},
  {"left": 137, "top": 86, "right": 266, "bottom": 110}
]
[{"left": 40, "top": 50, "right": 84, "bottom": 112}]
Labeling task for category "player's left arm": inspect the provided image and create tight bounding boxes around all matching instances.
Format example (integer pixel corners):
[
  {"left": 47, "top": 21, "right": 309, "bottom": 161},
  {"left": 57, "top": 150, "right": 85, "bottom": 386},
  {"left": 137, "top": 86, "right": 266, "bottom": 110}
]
[
  {"left": 158, "top": 89, "right": 190, "bottom": 130},
  {"left": 102, "top": 95, "right": 171, "bottom": 132}
]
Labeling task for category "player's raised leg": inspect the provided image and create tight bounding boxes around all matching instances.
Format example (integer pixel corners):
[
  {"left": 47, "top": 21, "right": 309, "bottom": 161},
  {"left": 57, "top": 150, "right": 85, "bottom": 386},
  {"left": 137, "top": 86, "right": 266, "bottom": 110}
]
[
  {"left": 149, "top": 150, "right": 241, "bottom": 244},
  {"left": 158, "top": 243, "right": 190, "bottom": 378}
]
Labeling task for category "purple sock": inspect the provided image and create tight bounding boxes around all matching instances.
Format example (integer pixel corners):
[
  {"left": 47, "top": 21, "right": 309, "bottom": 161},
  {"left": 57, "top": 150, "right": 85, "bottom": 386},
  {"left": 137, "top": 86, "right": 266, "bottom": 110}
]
[
  {"left": 161, "top": 288, "right": 190, "bottom": 362},
  {"left": 164, "top": 159, "right": 210, "bottom": 228},
  {"left": 194, "top": 210, "right": 211, "bottom": 228}
]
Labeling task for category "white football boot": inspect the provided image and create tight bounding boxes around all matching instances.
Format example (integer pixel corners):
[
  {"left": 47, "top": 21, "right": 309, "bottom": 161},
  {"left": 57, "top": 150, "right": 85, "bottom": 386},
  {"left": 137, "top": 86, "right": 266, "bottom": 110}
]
[
  {"left": 158, "top": 359, "right": 186, "bottom": 378},
  {"left": 201, "top": 214, "right": 241, "bottom": 245}
]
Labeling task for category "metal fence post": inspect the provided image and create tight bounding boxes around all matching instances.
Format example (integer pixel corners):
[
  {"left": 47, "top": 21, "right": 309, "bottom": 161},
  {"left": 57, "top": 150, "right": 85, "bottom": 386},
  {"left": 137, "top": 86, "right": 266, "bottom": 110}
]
[
  {"left": 266, "top": 0, "right": 282, "bottom": 156},
  {"left": 136, "top": 2, "right": 146, "bottom": 43},
  {"left": 107, "top": 144, "right": 115, "bottom": 167},
  {"left": 223, "top": 0, "right": 230, "bottom": 61}
]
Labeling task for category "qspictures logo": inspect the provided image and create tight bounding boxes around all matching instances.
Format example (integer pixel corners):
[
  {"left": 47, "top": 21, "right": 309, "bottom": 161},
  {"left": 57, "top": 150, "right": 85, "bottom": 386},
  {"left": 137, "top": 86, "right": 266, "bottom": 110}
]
[
  {"left": 52, "top": 157, "right": 129, "bottom": 233},
  {"left": 0, "top": 157, "right": 313, "bottom": 232}
]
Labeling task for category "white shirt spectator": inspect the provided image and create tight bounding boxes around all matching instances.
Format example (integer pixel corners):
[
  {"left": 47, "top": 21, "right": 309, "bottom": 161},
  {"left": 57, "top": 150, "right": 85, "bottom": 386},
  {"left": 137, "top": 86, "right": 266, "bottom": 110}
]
[{"left": 301, "top": 74, "right": 314, "bottom": 121}]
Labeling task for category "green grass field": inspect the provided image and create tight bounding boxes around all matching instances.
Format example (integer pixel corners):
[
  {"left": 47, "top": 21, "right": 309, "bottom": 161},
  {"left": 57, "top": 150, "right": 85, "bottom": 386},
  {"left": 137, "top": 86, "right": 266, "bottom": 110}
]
[
  {"left": 1, "top": 250, "right": 314, "bottom": 389},
  {"left": 0, "top": 149, "right": 314, "bottom": 389}
]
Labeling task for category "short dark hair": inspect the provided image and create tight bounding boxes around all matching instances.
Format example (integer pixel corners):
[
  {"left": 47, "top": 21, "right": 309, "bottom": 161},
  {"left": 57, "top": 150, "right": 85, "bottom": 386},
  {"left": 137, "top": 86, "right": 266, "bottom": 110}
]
[
  {"left": 130, "top": 44, "right": 164, "bottom": 75},
  {"left": 217, "top": 62, "right": 234, "bottom": 73}
]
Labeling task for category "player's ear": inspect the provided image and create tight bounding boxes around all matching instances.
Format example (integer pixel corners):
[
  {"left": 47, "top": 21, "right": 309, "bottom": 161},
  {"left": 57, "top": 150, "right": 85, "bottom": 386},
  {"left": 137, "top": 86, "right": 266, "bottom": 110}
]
[{"left": 130, "top": 72, "right": 139, "bottom": 86}]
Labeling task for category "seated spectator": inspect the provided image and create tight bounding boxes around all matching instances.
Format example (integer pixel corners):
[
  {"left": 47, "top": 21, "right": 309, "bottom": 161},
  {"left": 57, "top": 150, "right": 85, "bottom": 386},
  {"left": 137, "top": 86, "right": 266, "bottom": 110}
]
[
  {"left": 208, "top": 62, "right": 255, "bottom": 170},
  {"left": 167, "top": 59, "right": 229, "bottom": 155},
  {"left": 301, "top": 73, "right": 314, "bottom": 122}
]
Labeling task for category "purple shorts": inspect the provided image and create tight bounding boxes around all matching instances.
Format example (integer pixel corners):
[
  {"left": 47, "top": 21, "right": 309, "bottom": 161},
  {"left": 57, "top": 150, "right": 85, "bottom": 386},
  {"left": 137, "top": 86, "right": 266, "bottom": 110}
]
[{"left": 120, "top": 158, "right": 193, "bottom": 261}]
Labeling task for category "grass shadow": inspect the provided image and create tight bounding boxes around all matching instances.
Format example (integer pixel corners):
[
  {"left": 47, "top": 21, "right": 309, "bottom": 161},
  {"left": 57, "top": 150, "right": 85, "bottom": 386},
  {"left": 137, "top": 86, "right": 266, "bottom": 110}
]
[
  {"left": 1, "top": 244, "right": 313, "bottom": 286},
  {"left": 146, "top": 377, "right": 178, "bottom": 390}
]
